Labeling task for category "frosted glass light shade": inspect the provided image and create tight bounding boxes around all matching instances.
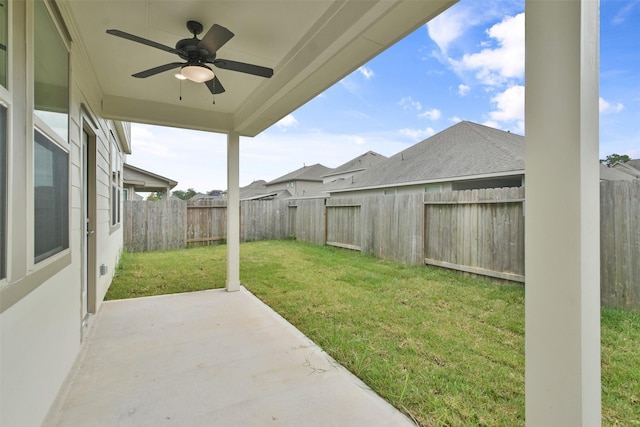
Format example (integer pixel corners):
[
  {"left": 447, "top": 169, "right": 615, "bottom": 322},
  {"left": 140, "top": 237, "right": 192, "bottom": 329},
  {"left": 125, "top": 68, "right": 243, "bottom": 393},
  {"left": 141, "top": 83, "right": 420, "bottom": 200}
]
[{"left": 180, "top": 65, "right": 214, "bottom": 83}]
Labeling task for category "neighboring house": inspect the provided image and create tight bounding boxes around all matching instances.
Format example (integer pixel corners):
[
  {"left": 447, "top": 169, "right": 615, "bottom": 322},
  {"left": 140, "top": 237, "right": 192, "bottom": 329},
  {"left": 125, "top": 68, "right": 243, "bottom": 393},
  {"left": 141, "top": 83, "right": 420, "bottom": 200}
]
[
  {"left": 123, "top": 163, "right": 178, "bottom": 200},
  {"left": 189, "top": 192, "right": 226, "bottom": 203},
  {"left": 322, "top": 151, "right": 387, "bottom": 184},
  {"left": 599, "top": 163, "right": 639, "bottom": 181},
  {"left": 240, "top": 180, "right": 294, "bottom": 201},
  {"left": 240, "top": 152, "right": 387, "bottom": 200},
  {"left": 240, "top": 180, "right": 267, "bottom": 200},
  {"left": 328, "top": 121, "right": 525, "bottom": 197},
  {"left": 611, "top": 159, "right": 640, "bottom": 179},
  {"left": 266, "top": 163, "right": 333, "bottom": 198}
]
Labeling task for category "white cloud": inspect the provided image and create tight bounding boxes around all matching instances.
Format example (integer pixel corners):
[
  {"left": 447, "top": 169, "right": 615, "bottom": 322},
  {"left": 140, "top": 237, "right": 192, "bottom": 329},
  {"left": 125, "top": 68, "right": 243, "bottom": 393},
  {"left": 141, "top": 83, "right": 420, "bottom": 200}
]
[
  {"left": 599, "top": 97, "right": 624, "bottom": 114},
  {"left": 358, "top": 66, "right": 374, "bottom": 80},
  {"left": 449, "top": 116, "right": 463, "bottom": 124},
  {"left": 398, "top": 96, "right": 423, "bottom": 111},
  {"left": 275, "top": 114, "right": 299, "bottom": 130},
  {"left": 612, "top": 1, "right": 638, "bottom": 25},
  {"left": 458, "top": 84, "right": 470, "bottom": 96},
  {"left": 427, "top": 1, "right": 522, "bottom": 56},
  {"left": 487, "top": 85, "right": 525, "bottom": 133},
  {"left": 339, "top": 78, "right": 358, "bottom": 94},
  {"left": 128, "top": 123, "right": 228, "bottom": 193},
  {"left": 426, "top": 6, "right": 469, "bottom": 54},
  {"left": 350, "top": 136, "right": 366, "bottom": 145},
  {"left": 130, "top": 124, "right": 179, "bottom": 160},
  {"left": 398, "top": 127, "right": 435, "bottom": 140},
  {"left": 452, "top": 13, "right": 525, "bottom": 86},
  {"left": 131, "top": 124, "right": 154, "bottom": 140},
  {"left": 419, "top": 108, "right": 442, "bottom": 121}
]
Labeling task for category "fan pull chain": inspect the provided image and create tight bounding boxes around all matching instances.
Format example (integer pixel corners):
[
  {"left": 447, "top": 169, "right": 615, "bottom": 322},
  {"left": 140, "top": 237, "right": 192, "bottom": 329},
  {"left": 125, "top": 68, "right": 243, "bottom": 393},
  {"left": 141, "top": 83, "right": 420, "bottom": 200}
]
[{"left": 179, "top": 80, "right": 182, "bottom": 101}]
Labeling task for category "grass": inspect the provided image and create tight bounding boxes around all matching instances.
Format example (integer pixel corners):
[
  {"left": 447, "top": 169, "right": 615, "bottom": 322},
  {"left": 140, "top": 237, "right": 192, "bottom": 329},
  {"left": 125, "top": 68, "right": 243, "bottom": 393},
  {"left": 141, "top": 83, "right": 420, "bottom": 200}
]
[
  {"left": 106, "top": 246, "right": 227, "bottom": 299},
  {"left": 107, "top": 240, "right": 640, "bottom": 426}
]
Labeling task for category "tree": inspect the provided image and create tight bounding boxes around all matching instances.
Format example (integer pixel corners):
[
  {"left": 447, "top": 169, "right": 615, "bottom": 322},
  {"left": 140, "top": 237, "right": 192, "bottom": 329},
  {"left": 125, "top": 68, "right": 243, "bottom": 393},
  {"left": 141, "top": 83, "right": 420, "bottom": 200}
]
[
  {"left": 600, "top": 153, "right": 630, "bottom": 166},
  {"left": 146, "top": 192, "right": 163, "bottom": 201},
  {"left": 172, "top": 188, "right": 197, "bottom": 200}
]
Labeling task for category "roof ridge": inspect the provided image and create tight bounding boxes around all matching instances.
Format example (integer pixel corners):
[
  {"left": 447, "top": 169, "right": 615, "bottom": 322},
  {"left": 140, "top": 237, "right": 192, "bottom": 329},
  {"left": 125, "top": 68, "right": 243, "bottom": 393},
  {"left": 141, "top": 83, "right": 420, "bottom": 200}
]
[{"left": 465, "top": 122, "right": 524, "bottom": 162}]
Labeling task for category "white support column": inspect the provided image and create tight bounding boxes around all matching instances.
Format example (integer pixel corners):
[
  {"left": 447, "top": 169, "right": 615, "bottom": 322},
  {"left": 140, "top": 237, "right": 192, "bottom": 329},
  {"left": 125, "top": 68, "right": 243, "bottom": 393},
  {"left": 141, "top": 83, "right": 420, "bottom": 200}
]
[
  {"left": 525, "top": 1, "right": 601, "bottom": 425},
  {"left": 226, "top": 132, "right": 241, "bottom": 292}
]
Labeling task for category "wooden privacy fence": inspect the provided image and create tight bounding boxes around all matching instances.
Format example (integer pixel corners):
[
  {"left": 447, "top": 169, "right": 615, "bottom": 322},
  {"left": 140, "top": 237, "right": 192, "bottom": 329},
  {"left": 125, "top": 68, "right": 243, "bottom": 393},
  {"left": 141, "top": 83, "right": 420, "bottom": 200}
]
[
  {"left": 600, "top": 180, "right": 640, "bottom": 311},
  {"left": 123, "top": 199, "right": 187, "bottom": 252},
  {"left": 124, "top": 181, "right": 640, "bottom": 310},
  {"left": 124, "top": 199, "right": 291, "bottom": 251}
]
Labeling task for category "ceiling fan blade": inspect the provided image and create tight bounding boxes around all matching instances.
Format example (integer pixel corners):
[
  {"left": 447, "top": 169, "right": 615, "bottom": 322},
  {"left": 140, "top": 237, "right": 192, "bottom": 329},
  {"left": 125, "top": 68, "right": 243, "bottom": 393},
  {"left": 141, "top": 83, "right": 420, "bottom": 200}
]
[
  {"left": 198, "top": 24, "right": 234, "bottom": 55},
  {"left": 205, "top": 76, "right": 226, "bottom": 94},
  {"left": 106, "top": 29, "right": 181, "bottom": 55},
  {"left": 212, "top": 59, "right": 274, "bottom": 78},
  {"left": 132, "top": 62, "right": 184, "bottom": 78}
]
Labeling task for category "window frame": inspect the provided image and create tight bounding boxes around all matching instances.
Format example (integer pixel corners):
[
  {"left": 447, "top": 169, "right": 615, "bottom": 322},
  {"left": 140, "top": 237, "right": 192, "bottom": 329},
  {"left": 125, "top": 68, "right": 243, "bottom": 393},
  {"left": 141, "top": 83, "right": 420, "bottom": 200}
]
[
  {"left": 110, "top": 132, "right": 122, "bottom": 230},
  {"left": 0, "top": 103, "right": 7, "bottom": 282},
  {"left": 0, "top": 0, "right": 10, "bottom": 286},
  {"left": 29, "top": 0, "right": 71, "bottom": 269},
  {"left": 33, "top": 126, "right": 69, "bottom": 264}
]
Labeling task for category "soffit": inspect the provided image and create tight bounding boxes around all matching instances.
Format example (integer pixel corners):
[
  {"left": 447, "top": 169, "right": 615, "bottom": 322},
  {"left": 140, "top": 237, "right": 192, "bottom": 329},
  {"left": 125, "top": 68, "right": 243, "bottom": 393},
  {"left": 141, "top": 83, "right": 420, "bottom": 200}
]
[{"left": 61, "top": 0, "right": 456, "bottom": 137}]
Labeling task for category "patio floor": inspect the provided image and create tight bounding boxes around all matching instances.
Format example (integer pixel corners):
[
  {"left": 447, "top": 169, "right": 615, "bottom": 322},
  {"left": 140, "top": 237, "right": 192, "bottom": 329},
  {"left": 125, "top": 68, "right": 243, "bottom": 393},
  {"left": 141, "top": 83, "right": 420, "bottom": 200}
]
[{"left": 44, "top": 287, "right": 415, "bottom": 427}]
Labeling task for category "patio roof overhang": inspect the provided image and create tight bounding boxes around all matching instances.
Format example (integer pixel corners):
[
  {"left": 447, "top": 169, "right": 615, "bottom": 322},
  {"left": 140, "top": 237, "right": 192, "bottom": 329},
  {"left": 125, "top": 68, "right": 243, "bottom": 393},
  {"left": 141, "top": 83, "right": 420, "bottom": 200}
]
[
  {"left": 57, "top": 1, "right": 603, "bottom": 425},
  {"left": 60, "top": 0, "right": 456, "bottom": 137}
]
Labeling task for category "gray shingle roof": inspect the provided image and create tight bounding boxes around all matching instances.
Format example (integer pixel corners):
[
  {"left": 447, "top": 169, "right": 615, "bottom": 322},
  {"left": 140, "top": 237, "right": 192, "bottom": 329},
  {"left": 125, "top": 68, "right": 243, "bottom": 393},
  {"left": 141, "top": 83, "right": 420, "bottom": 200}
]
[
  {"left": 323, "top": 151, "right": 388, "bottom": 178},
  {"left": 600, "top": 164, "right": 637, "bottom": 181},
  {"left": 267, "top": 163, "right": 333, "bottom": 185},
  {"left": 239, "top": 180, "right": 267, "bottom": 200},
  {"left": 611, "top": 160, "right": 640, "bottom": 179},
  {"left": 330, "top": 121, "right": 525, "bottom": 191}
]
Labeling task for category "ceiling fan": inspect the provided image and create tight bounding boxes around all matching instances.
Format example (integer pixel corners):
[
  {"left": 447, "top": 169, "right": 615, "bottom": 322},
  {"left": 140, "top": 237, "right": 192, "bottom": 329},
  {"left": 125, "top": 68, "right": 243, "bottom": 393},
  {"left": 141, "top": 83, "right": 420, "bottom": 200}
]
[{"left": 106, "top": 20, "right": 274, "bottom": 95}]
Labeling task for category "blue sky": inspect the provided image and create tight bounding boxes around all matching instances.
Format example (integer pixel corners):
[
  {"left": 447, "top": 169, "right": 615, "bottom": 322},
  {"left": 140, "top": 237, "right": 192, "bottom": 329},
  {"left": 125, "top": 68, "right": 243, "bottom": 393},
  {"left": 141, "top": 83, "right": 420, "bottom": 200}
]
[{"left": 128, "top": 0, "right": 640, "bottom": 193}]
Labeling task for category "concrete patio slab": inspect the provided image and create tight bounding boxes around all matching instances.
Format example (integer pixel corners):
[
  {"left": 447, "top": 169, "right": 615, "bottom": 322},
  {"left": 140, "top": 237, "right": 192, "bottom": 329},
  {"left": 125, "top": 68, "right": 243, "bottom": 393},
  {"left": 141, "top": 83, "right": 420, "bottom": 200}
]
[{"left": 44, "top": 288, "right": 415, "bottom": 427}]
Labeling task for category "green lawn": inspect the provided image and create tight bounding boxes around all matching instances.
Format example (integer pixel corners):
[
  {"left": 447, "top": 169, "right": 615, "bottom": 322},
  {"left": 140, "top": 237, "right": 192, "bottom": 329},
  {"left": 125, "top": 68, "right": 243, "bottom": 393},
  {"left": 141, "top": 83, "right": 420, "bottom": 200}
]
[{"left": 107, "top": 240, "right": 640, "bottom": 426}]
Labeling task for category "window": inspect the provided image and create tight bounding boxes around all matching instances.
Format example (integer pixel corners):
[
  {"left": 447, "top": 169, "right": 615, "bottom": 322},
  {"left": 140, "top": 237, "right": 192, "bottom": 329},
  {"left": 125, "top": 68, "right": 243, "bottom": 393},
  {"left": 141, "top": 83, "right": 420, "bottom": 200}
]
[
  {"left": 0, "top": 0, "right": 7, "bottom": 89},
  {"left": 383, "top": 189, "right": 397, "bottom": 195},
  {"left": 34, "top": 130, "right": 68, "bottom": 263},
  {"left": 33, "top": 0, "right": 69, "bottom": 264},
  {"left": 424, "top": 184, "right": 442, "bottom": 193},
  {"left": 111, "top": 137, "right": 121, "bottom": 226},
  {"left": 34, "top": 0, "right": 69, "bottom": 142},
  {"left": 0, "top": 105, "right": 6, "bottom": 278}
]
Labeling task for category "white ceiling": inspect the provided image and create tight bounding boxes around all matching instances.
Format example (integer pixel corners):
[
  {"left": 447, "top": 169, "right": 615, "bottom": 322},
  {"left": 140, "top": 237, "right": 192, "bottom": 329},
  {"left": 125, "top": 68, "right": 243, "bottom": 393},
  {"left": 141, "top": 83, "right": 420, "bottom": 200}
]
[{"left": 61, "top": 0, "right": 457, "bottom": 137}]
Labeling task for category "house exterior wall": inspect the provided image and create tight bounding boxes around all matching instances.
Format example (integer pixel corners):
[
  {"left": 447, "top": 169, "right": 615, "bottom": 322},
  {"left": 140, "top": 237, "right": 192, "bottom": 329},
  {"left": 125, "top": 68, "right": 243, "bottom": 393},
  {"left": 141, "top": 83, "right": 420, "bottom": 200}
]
[
  {"left": 267, "top": 180, "right": 324, "bottom": 197},
  {"left": 294, "top": 180, "right": 324, "bottom": 197},
  {"left": 332, "top": 175, "right": 523, "bottom": 197},
  {"left": 0, "top": 2, "right": 128, "bottom": 426},
  {"left": 333, "top": 182, "right": 453, "bottom": 197}
]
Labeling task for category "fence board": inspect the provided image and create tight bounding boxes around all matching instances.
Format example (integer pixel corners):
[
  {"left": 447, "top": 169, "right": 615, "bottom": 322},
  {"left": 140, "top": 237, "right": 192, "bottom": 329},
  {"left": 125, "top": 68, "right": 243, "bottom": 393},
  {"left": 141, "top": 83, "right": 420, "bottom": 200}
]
[
  {"left": 291, "top": 199, "right": 326, "bottom": 245},
  {"left": 241, "top": 200, "right": 289, "bottom": 242},
  {"left": 186, "top": 200, "right": 226, "bottom": 247},
  {"left": 424, "top": 187, "right": 525, "bottom": 281},
  {"left": 600, "top": 180, "right": 640, "bottom": 310},
  {"left": 326, "top": 198, "right": 362, "bottom": 250},
  {"left": 124, "top": 200, "right": 187, "bottom": 252}
]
